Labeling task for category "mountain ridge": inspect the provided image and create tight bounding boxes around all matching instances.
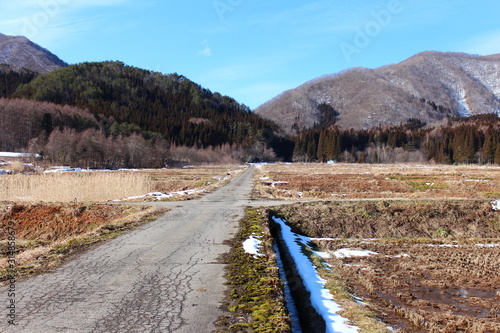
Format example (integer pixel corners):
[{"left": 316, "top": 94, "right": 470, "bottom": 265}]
[
  {"left": 0, "top": 32, "right": 67, "bottom": 73},
  {"left": 255, "top": 51, "right": 500, "bottom": 135}
]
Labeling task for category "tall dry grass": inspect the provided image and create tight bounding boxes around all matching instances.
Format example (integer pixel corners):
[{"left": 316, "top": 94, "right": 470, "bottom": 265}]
[{"left": 0, "top": 172, "right": 153, "bottom": 202}]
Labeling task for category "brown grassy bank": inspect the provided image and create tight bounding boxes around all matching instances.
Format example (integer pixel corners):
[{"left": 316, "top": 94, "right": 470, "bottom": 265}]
[{"left": 0, "top": 203, "right": 167, "bottom": 283}]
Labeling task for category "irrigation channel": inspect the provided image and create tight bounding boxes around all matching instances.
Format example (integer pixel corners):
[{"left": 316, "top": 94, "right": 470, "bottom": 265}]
[{"left": 270, "top": 216, "right": 329, "bottom": 333}]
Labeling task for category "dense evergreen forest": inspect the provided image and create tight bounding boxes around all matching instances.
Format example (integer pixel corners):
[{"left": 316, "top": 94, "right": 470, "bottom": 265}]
[
  {"left": 0, "top": 65, "right": 37, "bottom": 98},
  {"left": 292, "top": 114, "right": 500, "bottom": 164}
]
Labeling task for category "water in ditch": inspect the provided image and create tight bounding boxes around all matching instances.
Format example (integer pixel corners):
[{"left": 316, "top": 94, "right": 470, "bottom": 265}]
[{"left": 273, "top": 243, "right": 302, "bottom": 333}]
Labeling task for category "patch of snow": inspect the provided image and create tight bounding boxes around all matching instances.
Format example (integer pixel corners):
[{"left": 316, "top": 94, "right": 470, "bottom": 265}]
[
  {"left": 315, "top": 251, "right": 331, "bottom": 259},
  {"left": 333, "top": 248, "right": 378, "bottom": 259},
  {"left": 475, "top": 244, "right": 500, "bottom": 247},
  {"left": 0, "top": 152, "right": 35, "bottom": 158},
  {"left": 425, "top": 182, "right": 434, "bottom": 186},
  {"left": 243, "top": 233, "right": 264, "bottom": 258},
  {"left": 353, "top": 295, "right": 368, "bottom": 307},
  {"left": 212, "top": 175, "right": 230, "bottom": 181},
  {"left": 491, "top": 200, "right": 500, "bottom": 211},
  {"left": 263, "top": 181, "right": 288, "bottom": 188},
  {"left": 392, "top": 253, "right": 411, "bottom": 258},
  {"left": 259, "top": 176, "right": 270, "bottom": 180},
  {"left": 273, "top": 217, "right": 360, "bottom": 333},
  {"left": 455, "top": 89, "right": 473, "bottom": 117},
  {"left": 114, "top": 188, "right": 204, "bottom": 201}
]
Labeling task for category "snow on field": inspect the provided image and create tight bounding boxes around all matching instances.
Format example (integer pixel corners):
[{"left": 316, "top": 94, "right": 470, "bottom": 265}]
[
  {"left": 0, "top": 152, "right": 32, "bottom": 158},
  {"left": 243, "top": 233, "right": 264, "bottom": 257},
  {"left": 491, "top": 200, "right": 500, "bottom": 211},
  {"left": 333, "top": 248, "right": 378, "bottom": 259},
  {"left": 273, "top": 217, "right": 360, "bottom": 333},
  {"left": 114, "top": 189, "right": 204, "bottom": 201}
]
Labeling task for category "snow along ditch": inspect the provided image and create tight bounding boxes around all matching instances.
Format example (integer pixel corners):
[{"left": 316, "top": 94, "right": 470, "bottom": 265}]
[{"left": 270, "top": 216, "right": 360, "bottom": 333}]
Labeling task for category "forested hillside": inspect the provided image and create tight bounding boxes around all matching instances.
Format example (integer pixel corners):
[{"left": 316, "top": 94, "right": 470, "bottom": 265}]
[
  {"left": 256, "top": 52, "right": 500, "bottom": 135},
  {"left": 13, "top": 61, "right": 281, "bottom": 149},
  {"left": 0, "top": 64, "right": 37, "bottom": 97}
]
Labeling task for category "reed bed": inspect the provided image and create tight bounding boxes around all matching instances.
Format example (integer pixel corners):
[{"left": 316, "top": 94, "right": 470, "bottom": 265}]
[{"left": 0, "top": 172, "right": 153, "bottom": 202}]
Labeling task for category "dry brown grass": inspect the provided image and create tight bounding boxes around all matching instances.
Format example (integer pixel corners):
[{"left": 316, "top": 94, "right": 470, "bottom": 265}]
[
  {"left": 0, "top": 203, "right": 167, "bottom": 283},
  {"left": 276, "top": 200, "right": 500, "bottom": 240},
  {"left": 254, "top": 163, "right": 500, "bottom": 200},
  {"left": 322, "top": 239, "right": 500, "bottom": 333},
  {"left": 0, "top": 166, "right": 245, "bottom": 203},
  {"left": 0, "top": 172, "right": 152, "bottom": 202},
  {"left": 147, "top": 166, "right": 244, "bottom": 194}
]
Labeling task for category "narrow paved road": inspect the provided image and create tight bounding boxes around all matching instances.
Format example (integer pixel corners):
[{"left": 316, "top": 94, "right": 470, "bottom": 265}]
[{"left": 1, "top": 166, "right": 257, "bottom": 333}]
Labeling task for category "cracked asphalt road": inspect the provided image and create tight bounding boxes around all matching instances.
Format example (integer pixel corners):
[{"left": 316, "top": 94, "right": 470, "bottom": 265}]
[{"left": 1, "top": 166, "right": 258, "bottom": 333}]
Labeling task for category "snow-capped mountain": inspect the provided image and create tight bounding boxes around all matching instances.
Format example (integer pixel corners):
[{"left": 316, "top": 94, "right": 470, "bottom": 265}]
[
  {"left": 0, "top": 33, "right": 67, "bottom": 74},
  {"left": 255, "top": 51, "right": 500, "bottom": 134}
]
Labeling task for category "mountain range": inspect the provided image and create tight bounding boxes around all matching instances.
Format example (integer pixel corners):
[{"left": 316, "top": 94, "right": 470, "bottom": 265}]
[
  {"left": 255, "top": 51, "right": 500, "bottom": 135},
  {"left": 0, "top": 32, "right": 67, "bottom": 74},
  {"left": 2, "top": 32, "right": 500, "bottom": 164}
]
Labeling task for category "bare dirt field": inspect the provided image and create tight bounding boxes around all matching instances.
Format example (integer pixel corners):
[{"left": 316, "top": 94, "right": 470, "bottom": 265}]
[{"left": 267, "top": 163, "right": 500, "bottom": 333}]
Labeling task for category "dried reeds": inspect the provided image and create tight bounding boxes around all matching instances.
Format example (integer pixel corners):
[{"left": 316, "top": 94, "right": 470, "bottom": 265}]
[{"left": 0, "top": 172, "right": 152, "bottom": 202}]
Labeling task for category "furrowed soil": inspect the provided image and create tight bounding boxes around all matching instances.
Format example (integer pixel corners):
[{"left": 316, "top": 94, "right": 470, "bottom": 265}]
[{"left": 274, "top": 200, "right": 500, "bottom": 333}]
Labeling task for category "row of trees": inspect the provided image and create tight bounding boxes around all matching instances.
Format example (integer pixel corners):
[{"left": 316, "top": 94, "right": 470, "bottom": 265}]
[{"left": 291, "top": 115, "right": 500, "bottom": 164}]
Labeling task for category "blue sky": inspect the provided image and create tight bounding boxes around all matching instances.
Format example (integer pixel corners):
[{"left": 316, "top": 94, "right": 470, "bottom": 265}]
[{"left": 1, "top": 0, "right": 499, "bottom": 109}]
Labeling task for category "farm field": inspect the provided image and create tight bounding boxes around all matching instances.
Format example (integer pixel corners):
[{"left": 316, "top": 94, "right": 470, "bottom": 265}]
[
  {"left": 254, "top": 163, "right": 500, "bottom": 200},
  {"left": 267, "top": 164, "right": 500, "bottom": 332}
]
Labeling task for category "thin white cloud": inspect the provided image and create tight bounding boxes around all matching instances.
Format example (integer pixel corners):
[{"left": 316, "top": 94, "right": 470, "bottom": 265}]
[
  {"left": 0, "top": 0, "right": 131, "bottom": 47},
  {"left": 463, "top": 31, "right": 500, "bottom": 56},
  {"left": 198, "top": 40, "right": 213, "bottom": 57},
  {"left": 198, "top": 46, "right": 212, "bottom": 57}
]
